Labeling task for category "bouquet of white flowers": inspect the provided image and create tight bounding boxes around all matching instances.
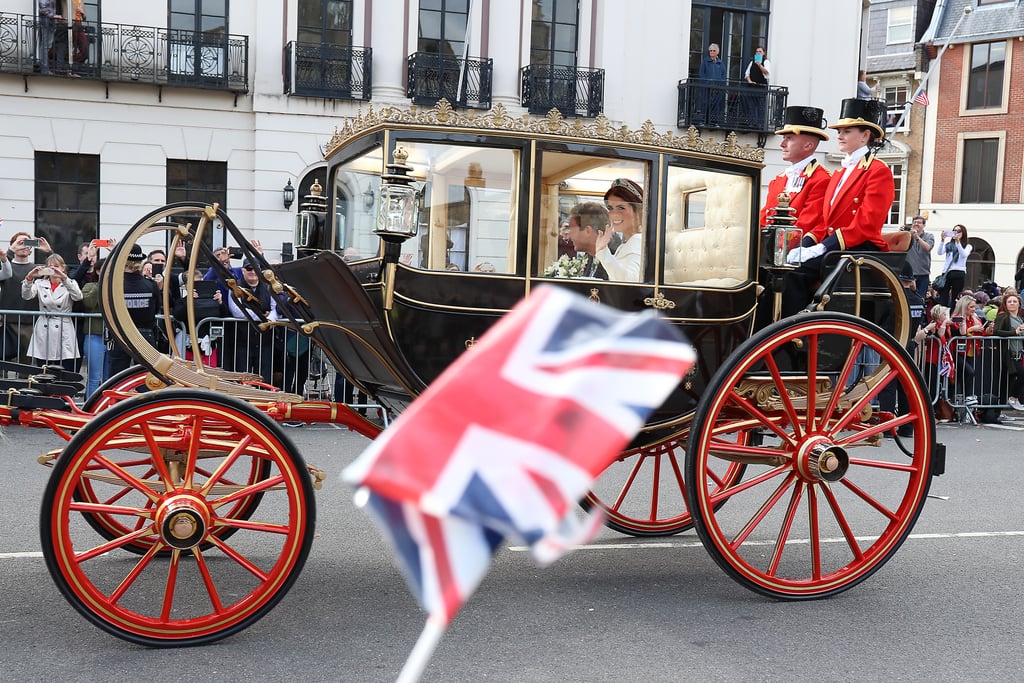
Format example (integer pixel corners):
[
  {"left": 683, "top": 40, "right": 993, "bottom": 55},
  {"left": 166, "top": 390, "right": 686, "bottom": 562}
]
[{"left": 543, "top": 253, "right": 590, "bottom": 278}]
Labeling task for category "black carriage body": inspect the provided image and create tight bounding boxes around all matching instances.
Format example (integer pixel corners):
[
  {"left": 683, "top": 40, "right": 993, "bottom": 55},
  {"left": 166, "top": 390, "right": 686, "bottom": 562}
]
[{"left": 285, "top": 104, "right": 773, "bottom": 432}]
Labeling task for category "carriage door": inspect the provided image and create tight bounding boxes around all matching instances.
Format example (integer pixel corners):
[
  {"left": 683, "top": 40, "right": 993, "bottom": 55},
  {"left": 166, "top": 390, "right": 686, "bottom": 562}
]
[{"left": 168, "top": 0, "right": 229, "bottom": 86}]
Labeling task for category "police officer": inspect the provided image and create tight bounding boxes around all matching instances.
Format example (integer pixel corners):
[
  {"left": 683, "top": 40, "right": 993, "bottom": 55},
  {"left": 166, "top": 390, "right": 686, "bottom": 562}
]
[{"left": 106, "top": 244, "right": 160, "bottom": 376}]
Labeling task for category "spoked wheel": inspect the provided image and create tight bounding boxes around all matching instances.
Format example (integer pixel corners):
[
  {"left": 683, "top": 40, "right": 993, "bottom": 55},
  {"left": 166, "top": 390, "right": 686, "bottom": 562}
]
[
  {"left": 686, "top": 312, "right": 936, "bottom": 599},
  {"left": 584, "top": 435, "right": 745, "bottom": 537},
  {"left": 82, "top": 364, "right": 156, "bottom": 413},
  {"left": 40, "top": 389, "right": 316, "bottom": 646}
]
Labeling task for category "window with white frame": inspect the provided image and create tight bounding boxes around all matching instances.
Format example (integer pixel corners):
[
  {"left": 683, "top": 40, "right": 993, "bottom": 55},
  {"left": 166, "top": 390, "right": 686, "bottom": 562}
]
[
  {"left": 967, "top": 41, "right": 1006, "bottom": 110},
  {"left": 883, "top": 85, "right": 909, "bottom": 130},
  {"left": 887, "top": 6, "right": 913, "bottom": 44},
  {"left": 887, "top": 161, "right": 904, "bottom": 226},
  {"left": 959, "top": 136, "right": 1001, "bottom": 203}
]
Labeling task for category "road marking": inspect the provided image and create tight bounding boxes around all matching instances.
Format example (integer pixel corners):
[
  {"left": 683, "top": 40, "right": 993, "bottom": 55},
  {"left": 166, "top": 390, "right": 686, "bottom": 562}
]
[
  {"left": 508, "top": 529, "right": 1024, "bottom": 552},
  {"left": 6, "top": 530, "right": 1024, "bottom": 560}
]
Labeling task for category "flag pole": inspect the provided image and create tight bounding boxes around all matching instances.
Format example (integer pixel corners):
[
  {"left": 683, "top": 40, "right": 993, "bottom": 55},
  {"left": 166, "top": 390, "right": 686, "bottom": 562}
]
[
  {"left": 890, "top": 5, "right": 972, "bottom": 134},
  {"left": 396, "top": 616, "right": 446, "bottom": 683}
]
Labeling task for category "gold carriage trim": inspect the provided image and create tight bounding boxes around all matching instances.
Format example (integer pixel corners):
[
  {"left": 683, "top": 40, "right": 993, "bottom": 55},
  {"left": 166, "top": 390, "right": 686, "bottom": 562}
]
[
  {"left": 736, "top": 376, "right": 838, "bottom": 411},
  {"left": 324, "top": 99, "right": 766, "bottom": 164}
]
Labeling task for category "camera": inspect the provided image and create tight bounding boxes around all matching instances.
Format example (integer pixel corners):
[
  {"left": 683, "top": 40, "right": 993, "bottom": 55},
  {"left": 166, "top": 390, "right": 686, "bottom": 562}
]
[
  {"left": 37, "top": 267, "right": 53, "bottom": 277},
  {"left": 901, "top": 224, "right": 912, "bottom": 231},
  {"left": 22, "top": 238, "right": 40, "bottom": 248}
]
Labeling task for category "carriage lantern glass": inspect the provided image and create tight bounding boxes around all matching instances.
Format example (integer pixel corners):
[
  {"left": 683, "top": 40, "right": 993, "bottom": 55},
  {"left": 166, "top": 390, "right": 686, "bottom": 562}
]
[{"left": 374, "top": 146, "right": 420, "bottom": 243}]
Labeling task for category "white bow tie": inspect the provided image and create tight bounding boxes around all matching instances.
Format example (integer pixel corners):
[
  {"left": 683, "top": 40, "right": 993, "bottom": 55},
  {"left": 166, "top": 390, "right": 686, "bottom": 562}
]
[{"left": 841, "top": 155, "right": 860, "bottom": 169}]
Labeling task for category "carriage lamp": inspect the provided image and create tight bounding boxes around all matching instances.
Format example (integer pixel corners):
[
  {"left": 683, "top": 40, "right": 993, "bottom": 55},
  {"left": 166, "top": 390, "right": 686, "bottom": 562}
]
[
  {"left": 374, "top": 146, "right": 420, "bottom": 243},
  {"left": 282, "top": 180, "right": 295, "bottom": 210}
]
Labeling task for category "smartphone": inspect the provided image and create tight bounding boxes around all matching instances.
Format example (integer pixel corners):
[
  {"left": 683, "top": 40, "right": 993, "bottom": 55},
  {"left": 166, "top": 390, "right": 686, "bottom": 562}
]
[
  {"left": 151, "top": 263, "right": 164, "bottom": 277},
  {"left": 91, "top": 238, "right": 111, "bottom": 248},
  {"left": 37, "top": 266, "right": 53, "bottom": 276},
  {"left": 22, "top": 238, "right": 40, "bottom": 248},
  {"left": 951, "top": 316, "right": 964, "bottom": 324},
  {"left": 228, "top": 247, "right": 244, "bottom": 259},
  {"left": 754, "top": 53, "right": 763, "bottom": 63}
]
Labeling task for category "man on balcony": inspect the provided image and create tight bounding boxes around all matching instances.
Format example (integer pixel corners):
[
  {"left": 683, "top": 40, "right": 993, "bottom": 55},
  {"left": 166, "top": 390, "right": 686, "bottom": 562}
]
[{"left": 36, "top": 0, "right": 60, "bottom": 75}]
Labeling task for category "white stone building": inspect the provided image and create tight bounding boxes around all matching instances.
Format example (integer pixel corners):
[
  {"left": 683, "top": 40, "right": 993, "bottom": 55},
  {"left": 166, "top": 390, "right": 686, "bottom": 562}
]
[{"left": 0, "top": 0, "right": 861, "bottom": 262}]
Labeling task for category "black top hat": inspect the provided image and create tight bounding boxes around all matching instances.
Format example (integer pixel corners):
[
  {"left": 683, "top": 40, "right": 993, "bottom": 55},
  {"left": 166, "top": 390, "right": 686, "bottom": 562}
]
[
  {"left": 829, "top": 98, "right": 887, "bottom": 138},
  {"left": 774, "top": 106, "right": 829, "bottom": 141}
]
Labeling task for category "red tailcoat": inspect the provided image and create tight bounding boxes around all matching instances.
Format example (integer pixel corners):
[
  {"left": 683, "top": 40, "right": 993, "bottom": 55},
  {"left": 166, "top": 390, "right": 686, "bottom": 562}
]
[
  {"left": 805, "top": 153, "right": 893, "bottom": 252},
  {"left": 758, "top": 159, "right": 831, "bottom": 235}
]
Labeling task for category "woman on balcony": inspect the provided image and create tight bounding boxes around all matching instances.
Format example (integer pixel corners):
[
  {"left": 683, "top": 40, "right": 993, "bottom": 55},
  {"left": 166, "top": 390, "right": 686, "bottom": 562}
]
[{"left": 743, "top": 46, "right": 771, "bottom": 129}]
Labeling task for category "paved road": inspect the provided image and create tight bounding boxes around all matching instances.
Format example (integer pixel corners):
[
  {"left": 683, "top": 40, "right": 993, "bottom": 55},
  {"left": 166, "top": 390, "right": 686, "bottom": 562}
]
[{"left": 2, "top": 418, "right": 1022, "bottom": 682}]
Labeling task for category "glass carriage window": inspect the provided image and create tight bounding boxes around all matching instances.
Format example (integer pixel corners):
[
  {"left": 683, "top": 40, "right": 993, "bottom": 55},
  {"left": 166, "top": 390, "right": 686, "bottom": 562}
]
[
  {"left": 663, "top": 165, "right": 752, "bottom": 288},
  {"left": 333, "top": 146, "right": 385, "bottom": 259},
  {"left": 35, "top": 152, "right": 100, "bottom": 261},
  {"left": 395, "top": 142, "right": 519, "bottom": 273},
  {"left": 535, "top": 151, "right": 648, "bottom": 283},
  {"left": 335, "top": 142, "right": 520, "bottom": 272}
]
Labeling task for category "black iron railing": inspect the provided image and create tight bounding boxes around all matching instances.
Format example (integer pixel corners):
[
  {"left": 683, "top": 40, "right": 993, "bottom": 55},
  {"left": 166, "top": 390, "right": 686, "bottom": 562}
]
[
  {"left": 284, "top": 42, "right": 371, "bottom": 100},
  {"left": 0, "top": 13, "right": 248, "bottom": 92},
  {"left": 406, "top": 52, "right": 492, "bottom": 109},
  {"left": 521, "top": 64, "right": 604, "bottom": 118},
  {"left": 677, "top": 78, "right": 788, "bottom": 145}
]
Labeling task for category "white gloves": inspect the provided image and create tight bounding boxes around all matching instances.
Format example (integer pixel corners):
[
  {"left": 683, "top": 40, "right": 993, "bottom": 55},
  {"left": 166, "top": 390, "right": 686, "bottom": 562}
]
[{"left": 785, "top": 242, "right": 827, "bottom": 264}]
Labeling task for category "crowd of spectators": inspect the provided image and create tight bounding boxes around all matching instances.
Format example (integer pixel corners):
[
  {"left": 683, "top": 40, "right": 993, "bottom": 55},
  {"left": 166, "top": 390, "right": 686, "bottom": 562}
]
[{"left": 0, "top": 233, "right": 319, "bottom": 404}]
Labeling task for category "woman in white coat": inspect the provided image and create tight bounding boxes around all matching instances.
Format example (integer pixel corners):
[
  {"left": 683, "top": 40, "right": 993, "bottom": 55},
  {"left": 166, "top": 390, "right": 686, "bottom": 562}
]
[{"left": 21, "top": 253, "right": 83, "bottom": 371}]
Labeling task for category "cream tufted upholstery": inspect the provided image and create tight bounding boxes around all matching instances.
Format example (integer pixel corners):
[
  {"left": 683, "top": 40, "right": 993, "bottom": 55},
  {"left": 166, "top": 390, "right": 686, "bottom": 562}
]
[{"left": 663, "top": 170, "right": 752, "bottom": 288}]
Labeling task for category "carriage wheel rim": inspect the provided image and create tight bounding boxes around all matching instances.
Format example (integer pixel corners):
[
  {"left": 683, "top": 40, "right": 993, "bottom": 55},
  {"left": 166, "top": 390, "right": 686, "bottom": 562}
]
[
  {"left": 42, "top": 391, "right": 315, "bottom": 644},
  {"left": 687, "top": 315, "right": 934, "bottom": 597}
]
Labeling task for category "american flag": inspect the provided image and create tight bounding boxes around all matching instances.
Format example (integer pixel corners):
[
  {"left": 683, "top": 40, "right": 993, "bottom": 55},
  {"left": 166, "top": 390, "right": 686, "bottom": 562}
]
[
  {"left": 913, "top": 87, "right": 929, "bottom": 107},
  {"left": 343, "top": 285, "right": 695, "bottom": 626}
]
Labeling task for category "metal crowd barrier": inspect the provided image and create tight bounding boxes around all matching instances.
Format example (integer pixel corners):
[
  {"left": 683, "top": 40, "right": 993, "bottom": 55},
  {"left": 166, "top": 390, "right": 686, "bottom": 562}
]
[
  {"left": 1, "top": 308, "right": 382, "bottom": 416},
  {"left": 916, "top": 333, "right": 1024, "bottom": 423}
]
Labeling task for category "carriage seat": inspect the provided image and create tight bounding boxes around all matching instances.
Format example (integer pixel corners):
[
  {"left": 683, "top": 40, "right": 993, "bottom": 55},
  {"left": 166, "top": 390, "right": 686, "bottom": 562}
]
[
  {"left": 821, "top": 230, "right": 911, "bottom": 273},
  {"left": 662, "top": 171, "right": 751, "bottom": 288}
]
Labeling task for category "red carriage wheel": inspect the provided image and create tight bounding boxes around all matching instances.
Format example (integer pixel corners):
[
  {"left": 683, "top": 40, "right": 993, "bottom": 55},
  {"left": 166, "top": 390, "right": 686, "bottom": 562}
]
[
  {"left": 584, "top": 435, "right": 745, "bottom": 537},
  {"left": 686, "top": 312, "right": 936, "bottom": 599},
  {"left": 82, "top": 364, "right": 155, "bottom": 413},
  {"left": 40, "top": 389, "right": 316, "bottom": 646}
]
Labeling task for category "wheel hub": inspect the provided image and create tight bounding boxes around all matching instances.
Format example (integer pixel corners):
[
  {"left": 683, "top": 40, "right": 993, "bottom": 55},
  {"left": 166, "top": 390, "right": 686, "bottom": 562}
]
[
  {"left": 155, "top": 494, "right": 211, "bottom": 549},
  {"left": 795, "top": 437, "right": 849, "bottom": 482}
]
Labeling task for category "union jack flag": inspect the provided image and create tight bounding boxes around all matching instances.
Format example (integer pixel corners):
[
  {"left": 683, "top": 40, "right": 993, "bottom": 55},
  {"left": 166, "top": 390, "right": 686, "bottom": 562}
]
[
  {"left": 343, "top": 285, "right": 695, "bottom": 626},
  {"left": 938, "top": 340, "right": 954, "bottom": 379}
]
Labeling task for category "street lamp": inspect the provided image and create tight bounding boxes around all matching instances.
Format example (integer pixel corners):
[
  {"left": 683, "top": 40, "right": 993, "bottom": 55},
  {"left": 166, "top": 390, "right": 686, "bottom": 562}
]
[{"left": 282, "top": 179, "right": 295, "bottom": 210}]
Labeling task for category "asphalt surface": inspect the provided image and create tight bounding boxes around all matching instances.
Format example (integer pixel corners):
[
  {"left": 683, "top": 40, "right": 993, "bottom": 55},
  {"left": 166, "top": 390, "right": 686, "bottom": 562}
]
[{"left": 2, "top": 417, "right": 1023, "bottom": 682}]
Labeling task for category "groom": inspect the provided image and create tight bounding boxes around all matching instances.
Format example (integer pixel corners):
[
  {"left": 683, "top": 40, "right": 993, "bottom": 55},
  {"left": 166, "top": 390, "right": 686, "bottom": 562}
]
[{"left": 567, "top": 202, "right": 611, "bottom": 280}]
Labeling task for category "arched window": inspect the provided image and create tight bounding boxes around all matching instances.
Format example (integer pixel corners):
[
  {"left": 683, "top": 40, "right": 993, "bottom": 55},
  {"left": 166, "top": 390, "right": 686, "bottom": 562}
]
[{"left": 967, "top": 237, "right": 995, "bottom": 290}]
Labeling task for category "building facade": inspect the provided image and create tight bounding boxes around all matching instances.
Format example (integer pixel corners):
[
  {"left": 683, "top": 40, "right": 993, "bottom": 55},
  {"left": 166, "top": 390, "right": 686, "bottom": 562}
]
[
  {"left": 0, "top": 0, "right": 861, "bottom": 264},
  {"left": 919, "top": 0, "right": 1024, "bottom": 288}
]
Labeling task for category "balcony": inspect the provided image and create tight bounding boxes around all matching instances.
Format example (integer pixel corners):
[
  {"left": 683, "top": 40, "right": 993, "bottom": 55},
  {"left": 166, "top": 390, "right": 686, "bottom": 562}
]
[
  {"left": 285, "top": 42, "right": 371, "bottom": 101},
  {"left": 677, "top": 78, "right": 789, "bottom": 146},
  {"left": 406, "top": 52, "right": 492, "bottom": 110},
  {"left": 521, "top": 64, "right": 604, "bottom": 118},
  {"left": 0, "top": 13, "right": 248, "bottom": 92}
]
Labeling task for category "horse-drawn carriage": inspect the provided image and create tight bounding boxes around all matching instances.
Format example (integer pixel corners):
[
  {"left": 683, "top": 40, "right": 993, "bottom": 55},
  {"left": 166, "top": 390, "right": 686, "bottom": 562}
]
[{"left": 1, "top": 101, "right": 943, "bottom": 647}]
